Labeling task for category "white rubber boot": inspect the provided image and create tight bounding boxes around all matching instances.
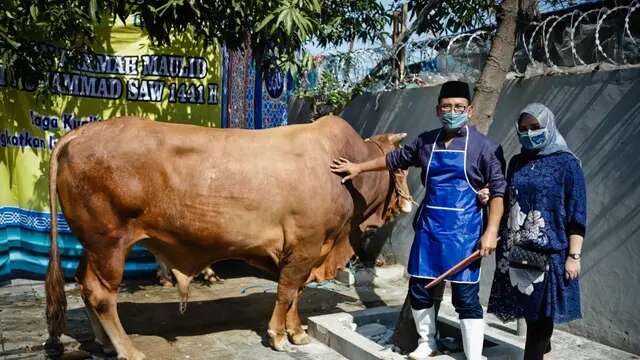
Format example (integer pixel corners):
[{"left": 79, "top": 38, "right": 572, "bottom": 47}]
[
  {"left": 408, "top": 307, "right": 437, "bottom": 359},
  {"left": 460, "top": 318, "right": 484, "bottom": 360}
]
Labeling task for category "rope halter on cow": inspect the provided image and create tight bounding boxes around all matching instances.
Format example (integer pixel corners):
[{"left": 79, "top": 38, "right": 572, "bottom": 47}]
[{"left": 365, "top": 138, "right": 417, "bottom": 220}]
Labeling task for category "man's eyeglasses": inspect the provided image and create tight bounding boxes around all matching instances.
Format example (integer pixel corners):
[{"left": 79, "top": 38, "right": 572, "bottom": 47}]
[{"left": 439, "top": 104, "right": 468, "bottom": 113}]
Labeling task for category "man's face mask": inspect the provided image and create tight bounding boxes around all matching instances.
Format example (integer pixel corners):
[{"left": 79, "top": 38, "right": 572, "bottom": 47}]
[
  {"left": 440, "top": 111, "right": 468, "bottom": 129},
  {"left": 518, "top": 128, "right": 548, "bottom": 150}
]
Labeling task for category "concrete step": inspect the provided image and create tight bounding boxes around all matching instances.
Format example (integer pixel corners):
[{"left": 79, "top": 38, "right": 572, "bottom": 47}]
[{"left": 308, "top": 306, "right": 521, "bottom": 360}]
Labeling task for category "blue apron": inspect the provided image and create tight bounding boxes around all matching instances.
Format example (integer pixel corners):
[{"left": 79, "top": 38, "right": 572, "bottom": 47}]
[{"left": 408, "top": 127, "right": 483, "bottom": 283}]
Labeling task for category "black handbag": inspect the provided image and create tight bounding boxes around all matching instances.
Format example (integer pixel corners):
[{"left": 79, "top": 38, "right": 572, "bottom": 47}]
[{"left": 507, "top": 243, "right": 549, "bottom": 271}]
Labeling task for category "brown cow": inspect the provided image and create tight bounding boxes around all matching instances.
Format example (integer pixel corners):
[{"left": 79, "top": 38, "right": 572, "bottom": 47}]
[{"left": 45, "top": 115, "right": 413, "bottom": 359}]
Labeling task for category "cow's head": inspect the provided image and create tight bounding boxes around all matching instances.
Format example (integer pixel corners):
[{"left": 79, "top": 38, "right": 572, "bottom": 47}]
[{"left": 361, "top": 133, "right": 415, "bottom": 228}]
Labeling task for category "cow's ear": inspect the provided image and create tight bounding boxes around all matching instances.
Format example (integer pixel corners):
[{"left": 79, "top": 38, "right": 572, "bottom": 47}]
[{"left": 389, "top": 133, "right": 407, "bottom": 145}]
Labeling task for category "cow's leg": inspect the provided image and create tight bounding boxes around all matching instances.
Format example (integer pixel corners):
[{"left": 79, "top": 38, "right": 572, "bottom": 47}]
[
  {"left": 157, "top": 261, "right": 174, "bottom": 288},
  {"left": 286, "top": 287, "right": 311, "bottom": 345},
  {"left": 79, "top": 248, "right": 145, "bottom": 360},
  {"left": 77, "top": 255, "right": 115, "bottom": 354},
  {"left": 86, "top": 307, "right": 115, "bottom": 354},
  {"left": 202, "top": 266, "right": 223, "bottom": 284},
  {"left": 268, "top": 283, "right": 296, "bottom": 351},
  {"left": 268, "top": 261, "right": 312, "bottom": 351}
]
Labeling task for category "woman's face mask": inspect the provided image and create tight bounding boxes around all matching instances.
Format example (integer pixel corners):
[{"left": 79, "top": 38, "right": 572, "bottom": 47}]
[
  {"left": 518, "top": 128, "right": 548, "bottom": 150},
  {"left": 517, "top": 112, "right": 548, "bottom": 150}
]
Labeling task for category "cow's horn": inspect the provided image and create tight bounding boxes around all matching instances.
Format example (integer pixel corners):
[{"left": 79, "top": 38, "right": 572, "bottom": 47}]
[{"left": 364, "top": 138, "right": 371, "bottom": 142}]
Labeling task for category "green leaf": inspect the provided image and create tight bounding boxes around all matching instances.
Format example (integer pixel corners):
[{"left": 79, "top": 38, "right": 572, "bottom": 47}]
[
  {"left": 29, "top": 5, "right": 38, "bottom": 20},
  {"left": 89, "top": 0, "right": 97, "bottom": 21},
  {"left": 189, "top": 0, "right": 201, "bottom": 17},
  {"left": 0, "top": 27, "right": 19, "bottom": 48},
  {"left": 257, "top": 13, "right": 276, "bottom": 32},
  {"left": 302, "top": 0, "right": 321, "bottom": 12},
  {"left": 275, "top": 7, "right": 288, "bottom": 28},
  {"left": 291, "top": 9, "right": 306, "bottom": 34},
  {"left": 284, "top": 9, "right": 293, "bottom": 34},
  {"left": 310, "top": 0, "right": 321, "bottom": 12}
]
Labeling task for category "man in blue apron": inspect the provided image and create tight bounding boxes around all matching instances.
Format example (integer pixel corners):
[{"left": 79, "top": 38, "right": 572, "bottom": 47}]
[{"left": 331, "top": 81, "right": 506, "bottom": 359}]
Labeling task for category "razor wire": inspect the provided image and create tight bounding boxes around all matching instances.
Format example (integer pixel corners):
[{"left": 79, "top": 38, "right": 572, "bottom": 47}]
[{"left": 306, "top": 2, "right": 640, "bottom": 92}]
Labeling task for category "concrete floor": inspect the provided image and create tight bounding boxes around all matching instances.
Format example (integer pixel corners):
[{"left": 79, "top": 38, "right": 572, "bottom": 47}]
[
  {"left": 0, "top": 265, "right": 638, "bottom": 360},
  {"left": 0, "top": 266, "right": 407, "bottom": 360}
]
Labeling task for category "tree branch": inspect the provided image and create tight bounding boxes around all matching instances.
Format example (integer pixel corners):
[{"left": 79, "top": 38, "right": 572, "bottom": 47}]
[{"left": 356, "top": 0, "right": 443, "bottom": 86}]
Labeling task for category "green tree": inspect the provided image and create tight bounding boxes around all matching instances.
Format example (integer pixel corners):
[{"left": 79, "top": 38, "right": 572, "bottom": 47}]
[
  {"left": 302, "top": 0, "right": 529, "bottom": 120},
  {"left": 0, "top": 0, "right": 390, "bottom": 89},
  {"left": 343, "top": 0, "right": 562, "bottom": 131}
]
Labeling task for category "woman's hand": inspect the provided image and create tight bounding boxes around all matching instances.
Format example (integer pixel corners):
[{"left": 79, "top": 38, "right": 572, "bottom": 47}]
[
  {"left": 477, "top": 187, "right": 490, "bottom": 206},
  {"left": 330, "top": 157, "right": 362, "bottom": 183},
  {"left": 565, "top": 258, "right": 581, "bottom": 280}
]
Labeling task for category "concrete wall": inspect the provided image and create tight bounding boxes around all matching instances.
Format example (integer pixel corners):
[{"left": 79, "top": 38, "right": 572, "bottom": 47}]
[{"left": 303, "top": 69, "right": 640, "bottom": 354}]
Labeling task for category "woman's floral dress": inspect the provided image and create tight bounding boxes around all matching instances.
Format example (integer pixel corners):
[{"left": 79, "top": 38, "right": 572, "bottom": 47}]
[{"left": 488, "top": 151, "right": 587, "bottom": 323}]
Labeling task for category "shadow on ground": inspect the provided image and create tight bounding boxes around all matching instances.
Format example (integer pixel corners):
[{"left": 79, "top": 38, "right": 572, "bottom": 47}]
[{"left": 64, "top": 287, "right": 358, "bottom": 350}]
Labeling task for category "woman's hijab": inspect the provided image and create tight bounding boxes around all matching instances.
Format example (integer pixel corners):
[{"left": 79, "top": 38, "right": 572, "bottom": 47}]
[{"left": 518, "top": 103, "right": 575, "bottom": 157}]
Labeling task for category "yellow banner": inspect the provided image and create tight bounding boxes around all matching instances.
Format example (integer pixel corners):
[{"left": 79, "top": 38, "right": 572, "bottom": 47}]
[{"left": 0, "top": 16, "right": 222, "bottom": 212}]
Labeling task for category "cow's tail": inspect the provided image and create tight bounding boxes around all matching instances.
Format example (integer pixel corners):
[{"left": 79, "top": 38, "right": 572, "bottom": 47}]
[{"left": 45, "top": 134, "right": 75, "bottom": 340}]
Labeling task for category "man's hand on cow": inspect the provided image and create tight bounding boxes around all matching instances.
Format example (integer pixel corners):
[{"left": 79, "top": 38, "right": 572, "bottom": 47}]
[
  {"left": 330, "top": 157, "right": 362, "bottom": 183},
  {"left": 477, "top": 187, "right": 490, "bottom": 206},
  {"left": 478, "top": 230, "right": 498, "bottom": 257}
]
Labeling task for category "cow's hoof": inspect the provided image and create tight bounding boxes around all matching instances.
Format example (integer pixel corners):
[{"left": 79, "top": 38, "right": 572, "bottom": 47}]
[
  {"left": 288, "top": 330, "right": 311, "bottom": 345},
  {"left": 44, "top": 337, "right": 63, "bottom": 358},
  {"left": 205, "top": 278, "right": 221, "bottom": 286},
  {"left": 268, "top": 329, "right": 288, "bottom": 351}
]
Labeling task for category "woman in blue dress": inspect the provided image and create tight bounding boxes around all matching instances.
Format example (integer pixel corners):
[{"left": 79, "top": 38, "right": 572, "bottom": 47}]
[{"left": 484, "top": 103, "right": 587, "bottom": 360}]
